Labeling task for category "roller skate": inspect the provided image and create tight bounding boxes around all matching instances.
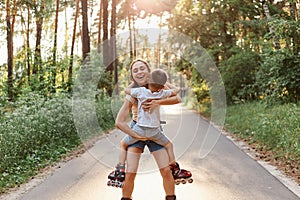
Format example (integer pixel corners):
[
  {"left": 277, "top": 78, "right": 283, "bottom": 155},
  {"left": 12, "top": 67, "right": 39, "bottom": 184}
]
[
  {"left": 169, "top": 162, "right": 193, "bottom": 185},
  {"left": 107, "top": 163, "right": 125, "bottom": 188}
]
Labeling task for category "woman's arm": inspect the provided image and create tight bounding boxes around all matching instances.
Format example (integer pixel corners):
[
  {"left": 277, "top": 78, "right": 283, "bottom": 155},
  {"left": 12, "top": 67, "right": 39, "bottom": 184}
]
[
  {"left": 115, "top": 99, "right": 148, "bottom": 140},
  {"left": 160, "top": 82, "right": 181, "bottom": 104},
  {"left": 141, "top": 82, "right": 181, "bottom": 110}
]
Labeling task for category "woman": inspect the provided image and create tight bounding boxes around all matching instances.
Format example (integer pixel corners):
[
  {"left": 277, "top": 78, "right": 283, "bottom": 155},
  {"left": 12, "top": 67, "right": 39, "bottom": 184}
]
[{"left": 115, "top": 59, "right": 180, "bottom": 200}]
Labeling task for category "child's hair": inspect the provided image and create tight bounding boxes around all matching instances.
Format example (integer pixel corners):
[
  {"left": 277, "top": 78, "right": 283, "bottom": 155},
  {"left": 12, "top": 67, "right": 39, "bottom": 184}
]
[{"left": 148, "top": 69, "right": 168, "bottom": 89}]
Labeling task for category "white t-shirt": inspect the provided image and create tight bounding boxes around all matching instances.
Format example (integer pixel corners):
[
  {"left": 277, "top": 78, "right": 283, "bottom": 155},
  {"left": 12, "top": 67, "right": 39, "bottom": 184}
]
[{"left": 130, "top": 87, "right": 172, "bottom": 127}]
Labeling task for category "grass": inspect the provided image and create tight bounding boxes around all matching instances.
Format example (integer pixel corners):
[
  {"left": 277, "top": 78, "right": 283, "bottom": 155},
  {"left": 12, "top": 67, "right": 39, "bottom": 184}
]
[{"left": 224, "top": 101, "right": 300, "bottom": 183}]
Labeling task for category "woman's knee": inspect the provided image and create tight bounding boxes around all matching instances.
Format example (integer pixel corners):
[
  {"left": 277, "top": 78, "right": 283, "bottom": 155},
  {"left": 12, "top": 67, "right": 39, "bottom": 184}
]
[{"left": 160, "top": 166, "right": 172, "bottom": 178}]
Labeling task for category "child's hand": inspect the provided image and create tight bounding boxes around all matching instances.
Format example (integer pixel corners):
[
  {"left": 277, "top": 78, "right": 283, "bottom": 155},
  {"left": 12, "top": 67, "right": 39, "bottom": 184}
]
[
  {"left": 135, "top": 136, "right": 148, "bottom": 141},
  {"left": 142, "top": 99, "right": 160, "bottom": 111}
]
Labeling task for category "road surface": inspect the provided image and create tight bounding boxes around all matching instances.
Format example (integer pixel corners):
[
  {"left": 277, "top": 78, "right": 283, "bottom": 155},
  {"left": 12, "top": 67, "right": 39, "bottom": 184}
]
[{"left": 2, "top": 104, "right": 300, "bottom": 200}]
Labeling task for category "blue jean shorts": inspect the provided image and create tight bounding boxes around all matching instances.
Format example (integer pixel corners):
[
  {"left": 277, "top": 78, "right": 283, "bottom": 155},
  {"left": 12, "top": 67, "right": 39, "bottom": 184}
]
[{"left": 127, "top": 121, "right": 165, "bottom": 153}]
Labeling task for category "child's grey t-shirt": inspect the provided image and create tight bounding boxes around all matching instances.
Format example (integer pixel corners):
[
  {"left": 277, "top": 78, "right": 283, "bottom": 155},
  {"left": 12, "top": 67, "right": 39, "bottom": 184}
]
[{"left": 130, "top": 87, "right": 172, "bottom": 128}]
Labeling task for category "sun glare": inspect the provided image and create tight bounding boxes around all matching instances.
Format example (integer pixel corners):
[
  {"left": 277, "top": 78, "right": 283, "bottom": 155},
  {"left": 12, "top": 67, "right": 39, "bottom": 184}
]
[{"left": 134, "top": 15, "right": 163, "bottom": 29}]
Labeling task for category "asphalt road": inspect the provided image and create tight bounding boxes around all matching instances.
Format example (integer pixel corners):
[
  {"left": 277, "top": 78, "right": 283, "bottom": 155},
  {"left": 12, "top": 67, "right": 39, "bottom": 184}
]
[{"left": 2, "top": 104, "right": 300, "bottom": 200}]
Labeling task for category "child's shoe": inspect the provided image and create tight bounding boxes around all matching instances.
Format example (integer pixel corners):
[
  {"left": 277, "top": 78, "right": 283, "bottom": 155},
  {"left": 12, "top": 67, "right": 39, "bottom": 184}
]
[
  {"left": 169, "top": 162, "right": 193, "bottom": 185},
  {"left": 107, "top": 163, "right": 126, "bottom": 188}
]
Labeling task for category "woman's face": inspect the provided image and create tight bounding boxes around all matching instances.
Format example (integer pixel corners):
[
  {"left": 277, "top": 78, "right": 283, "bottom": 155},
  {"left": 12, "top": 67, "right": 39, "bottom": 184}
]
[{"left": 131, "top": 61, "right": 150, "bottom": 86}]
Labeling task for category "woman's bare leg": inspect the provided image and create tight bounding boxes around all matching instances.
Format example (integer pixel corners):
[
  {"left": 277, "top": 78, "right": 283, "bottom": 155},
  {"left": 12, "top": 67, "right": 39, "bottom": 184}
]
[
  {"left": 152, "top": 148, "right": 175, "bottom": 196},
  {"left": 122, "top": 147, "right": 142, "bottom": 199}
]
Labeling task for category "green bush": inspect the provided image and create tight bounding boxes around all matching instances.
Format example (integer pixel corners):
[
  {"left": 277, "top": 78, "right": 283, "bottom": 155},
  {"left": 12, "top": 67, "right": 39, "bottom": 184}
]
[
  {"left": 221, "top": 49, "right": 260, "bottom": 104},
  {"left": 255, "top": 49, "right": 300, "bottom": 104},
  {"left": 0, "top": 93, "right": 79, "bottom": 191},
  {"left": 0, "top": 91, "right": 115, "bottom": 193}
]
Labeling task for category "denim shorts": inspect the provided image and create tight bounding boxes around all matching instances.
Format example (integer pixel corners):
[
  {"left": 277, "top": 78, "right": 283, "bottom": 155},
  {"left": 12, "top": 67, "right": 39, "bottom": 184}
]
[{"left": 127, "top": 121, "right": 165, "bottom": 153}]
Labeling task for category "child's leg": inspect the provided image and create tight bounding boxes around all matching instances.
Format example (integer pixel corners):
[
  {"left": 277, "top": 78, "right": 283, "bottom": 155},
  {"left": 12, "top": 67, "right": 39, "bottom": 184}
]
[
  {"left": 118, "top": 141, "right": 128, "bottom": 165},
  {"left": 164, "top": 141, "right": 176, "bottom": 165}
]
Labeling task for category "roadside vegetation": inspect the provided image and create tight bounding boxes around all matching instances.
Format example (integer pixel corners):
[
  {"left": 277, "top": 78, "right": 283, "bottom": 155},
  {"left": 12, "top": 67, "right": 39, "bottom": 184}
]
[
  {"left": 0, "top": 91, "right": 115, "bottom": 193},
  {"left": 225, "top": 102, "right": 300, "bottom": 184}
]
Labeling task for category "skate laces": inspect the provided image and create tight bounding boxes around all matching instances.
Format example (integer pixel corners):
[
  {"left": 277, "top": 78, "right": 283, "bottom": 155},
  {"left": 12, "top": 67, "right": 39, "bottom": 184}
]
[
  {"left": 116, "top": 163, "right": 125, "bottom": 172},
  {"left": 115, "top": 163, "right": 125, "bottom": 180},
  {"left": 169, "top": 162, "right": 180, "bottom": 176}
]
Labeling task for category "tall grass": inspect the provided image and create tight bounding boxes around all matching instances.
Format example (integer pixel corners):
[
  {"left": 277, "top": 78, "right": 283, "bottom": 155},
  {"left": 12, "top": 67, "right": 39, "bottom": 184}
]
[{"left": 225, "top": 102, "right": 300, "bottom": 165}]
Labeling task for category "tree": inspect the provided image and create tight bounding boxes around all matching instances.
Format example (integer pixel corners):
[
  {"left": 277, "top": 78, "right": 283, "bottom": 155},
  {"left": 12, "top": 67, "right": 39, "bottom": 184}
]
[
  {"left": 110, "top": 0, "right": 118, "bottom": 94},
  {"left": 97, "top": 0, "right": 103, "bottom": 52},
  {"left": 52, "top": 0, "right": 60, "bottom": 90},
  {"left": 6, "top": 0, "right": 17, "bottom": 101},
  {"left": 102, "top": 0, "right": 109, "bottom": 68},
  {"left": 262, "top": 0, "right": 280, "bottom": 49},
  {"left": 22, "top": 1, "right": 32, "bottom": 83},
  {"left": 33, "top": 0, "right": 46, "bottom": 78},
  {"left": 68, "top": 0, "right": 80, "bottom": 92},
  {"left": 81, "top": 0, "right": 90, "bottom": 60}
]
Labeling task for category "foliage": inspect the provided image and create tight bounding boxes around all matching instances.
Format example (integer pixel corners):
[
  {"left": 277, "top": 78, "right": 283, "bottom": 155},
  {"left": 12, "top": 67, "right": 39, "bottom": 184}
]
[
  {"left": 225, "top": 102, "right": 300, "bottom": 168},
  {"left": 255, "top": 49, "right": 300, "bottom": 104},
  {"left": 0, "top": 92, "right": 78, "bottom": 192},
  {"left": 173, "top": 58, "right": 211, "bottom": 114},
  {"left": 221, "top": 48, "right": 260, "bottom": 104},
  {"left": 0, "top": 91, "right": 115, "bottom": 193}
]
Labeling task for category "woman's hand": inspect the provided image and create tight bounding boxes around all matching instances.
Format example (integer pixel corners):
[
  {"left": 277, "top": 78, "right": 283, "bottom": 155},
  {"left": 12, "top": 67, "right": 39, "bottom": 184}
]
[
  {"left": 135, "top": 136, "right": 149, "bottom": 141},
  {"left": 141, "top": 99, "right": 160, "bottom": 111}
]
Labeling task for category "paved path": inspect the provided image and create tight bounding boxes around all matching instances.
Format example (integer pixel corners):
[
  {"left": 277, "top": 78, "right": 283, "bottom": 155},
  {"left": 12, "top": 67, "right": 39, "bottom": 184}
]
[{"left": 2, "top": 104, "right": 300, "bottom": 200}]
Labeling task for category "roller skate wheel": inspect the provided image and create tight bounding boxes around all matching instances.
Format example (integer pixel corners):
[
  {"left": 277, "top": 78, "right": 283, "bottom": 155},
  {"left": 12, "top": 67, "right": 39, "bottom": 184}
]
[
  {"left": 116, "top": 182, "right": 123, "bottom": 188},
  {"left": 107, "top": 181, "right": 111, "bottom": 186},
  {"left": 175, "top": 180, "right": 180, "bottom": 185},
  {"left": 181, "top": 179, "right": 187, "bottom": 184},
  {"left": 188, "top": 178, "right": 193, "bottom": 183}
]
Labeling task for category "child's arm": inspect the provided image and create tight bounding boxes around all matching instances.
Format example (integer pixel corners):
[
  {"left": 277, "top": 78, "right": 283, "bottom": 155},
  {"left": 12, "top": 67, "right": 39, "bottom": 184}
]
[
  {"left": 125, "top": 82, "right": 135, "bottom": 95},
  {"left": 141, "top": 83, "right": 181, "bottom": 111},
  {"left": 165, "top": 82, "right": 180, "bottom": 96}
]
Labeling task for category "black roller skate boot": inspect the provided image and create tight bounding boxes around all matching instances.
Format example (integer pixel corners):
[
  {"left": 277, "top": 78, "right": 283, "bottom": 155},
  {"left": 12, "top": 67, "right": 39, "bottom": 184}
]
[
  {"left": 107, "top": 163, "right": 125, "bottom": 188},
  {"left": 166, "top": 195, "right": 176, "bottom": 200},
  {"left": 169, "top": 162, "right": 193, "bottom": 185}
]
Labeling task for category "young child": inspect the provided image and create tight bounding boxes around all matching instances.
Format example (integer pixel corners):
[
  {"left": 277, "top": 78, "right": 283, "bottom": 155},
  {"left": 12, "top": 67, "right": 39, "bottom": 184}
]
[{"left": 108, "top": 69, "right": 192, "bottom": 187}]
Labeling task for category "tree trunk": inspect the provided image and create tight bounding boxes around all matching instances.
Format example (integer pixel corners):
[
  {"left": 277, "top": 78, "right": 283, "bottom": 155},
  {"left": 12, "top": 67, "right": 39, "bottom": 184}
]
[
  {"left": 111, "top": 0, "right": 118, "bottom": 94},
  {"left": 262, "top": 1, "right": 280, "bottom": 50},
  {"left": 33, "top": 0, "right": 45, "bottom": 88},
  {"left": 103, "top": 0, "right": 109, "bottom": 69},
  {"left": 127, "top": 0, "right": 133, "bottom": 59},
  {"left": 6, "top": 0, "right": 15, "bottom": 101},
  {"left": 52, "top": 0, "right": 60, "bottom": 91},
  {"left": 97, "top": 0, "right": 103, "bottom": 52},
  {"left": 68, "top": 0, "right": 80, "bottom": 92},
  {"left": 290, "top": 1, "right": 299, "bottom": 53},
  {"left": 26, "top": 2, "right": 31, "bottom": 82},
  {"left": 81, "top": 0, "right": 91, "bottom": 60}
]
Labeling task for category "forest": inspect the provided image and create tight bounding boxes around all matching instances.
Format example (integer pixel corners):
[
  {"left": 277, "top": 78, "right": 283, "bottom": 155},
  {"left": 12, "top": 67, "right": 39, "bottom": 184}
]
[{"left": 0, "top": 0, "right": 299, "bottom": 193}]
